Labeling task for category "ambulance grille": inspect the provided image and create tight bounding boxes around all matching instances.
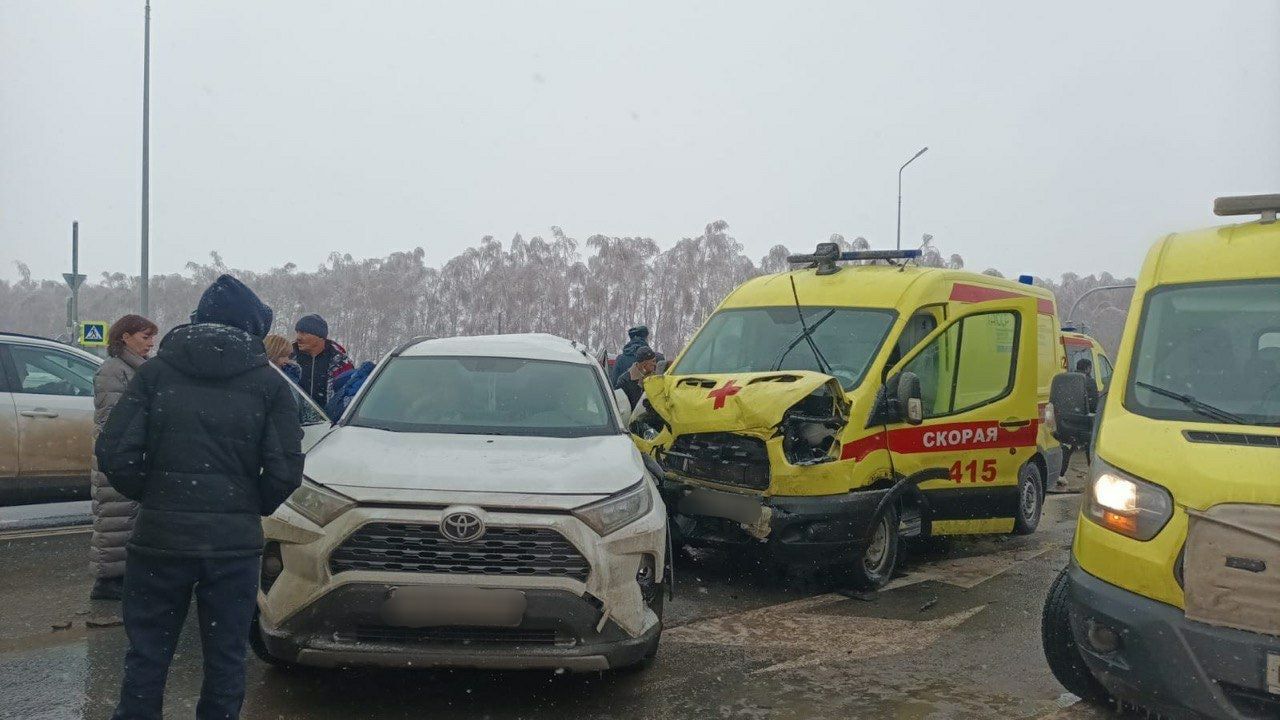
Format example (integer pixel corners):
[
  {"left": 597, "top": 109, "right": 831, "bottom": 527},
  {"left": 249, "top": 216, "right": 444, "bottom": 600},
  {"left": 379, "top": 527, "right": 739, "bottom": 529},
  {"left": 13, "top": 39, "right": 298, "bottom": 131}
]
[{"left": 662, "top": 433, "right": 770, "bottom": 490}]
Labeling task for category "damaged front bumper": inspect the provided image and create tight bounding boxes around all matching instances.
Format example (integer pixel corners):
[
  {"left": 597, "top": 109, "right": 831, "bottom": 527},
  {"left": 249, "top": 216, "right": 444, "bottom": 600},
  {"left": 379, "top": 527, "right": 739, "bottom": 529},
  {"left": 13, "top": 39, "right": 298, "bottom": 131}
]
[
  {"left": 663, "top": 480, "right": 890, "bottom": 564},
  {"left": 258, "top": 494, "right": 666, "bottom": 671}
]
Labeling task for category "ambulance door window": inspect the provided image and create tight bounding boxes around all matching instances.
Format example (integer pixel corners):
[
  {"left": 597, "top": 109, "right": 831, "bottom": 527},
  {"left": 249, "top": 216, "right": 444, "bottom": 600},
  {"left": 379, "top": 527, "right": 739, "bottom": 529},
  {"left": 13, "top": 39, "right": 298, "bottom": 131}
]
[
  {"left": 1096, "top": 354, "right": 1113, "bottom": 389},
  {"left": 902, "top": 311, "right": 1018, "bottom": 419},
  {"left": 886, "top": 311, "right": 939, "bottom": 368}
]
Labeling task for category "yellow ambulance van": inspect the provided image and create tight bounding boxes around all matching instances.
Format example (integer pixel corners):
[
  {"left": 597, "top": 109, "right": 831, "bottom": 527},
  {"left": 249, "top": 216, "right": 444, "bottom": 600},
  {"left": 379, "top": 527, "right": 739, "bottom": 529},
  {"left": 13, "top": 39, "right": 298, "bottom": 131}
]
[
  {"left": 1062, "top": 330, "right": 1113, "bottom": 393},
  {"left": 631, "top": 244, "right": 1067, "bottom": 588},
  {"left": 1042, "top": 194, "right": 1280, "bottom": 718}
]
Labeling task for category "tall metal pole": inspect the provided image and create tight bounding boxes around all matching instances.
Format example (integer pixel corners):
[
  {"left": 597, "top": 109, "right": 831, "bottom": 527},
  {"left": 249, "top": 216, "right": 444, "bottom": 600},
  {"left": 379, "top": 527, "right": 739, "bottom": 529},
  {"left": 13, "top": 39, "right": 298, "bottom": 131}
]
[
  {"left": 896, "top": 146, "right": 929, "bottom": 250},
  {"left": 140, "top": 0, "right": 151, "bottom": 316},
  {"left": 72, "top": 221, "right": 80, "bottom": 330}
]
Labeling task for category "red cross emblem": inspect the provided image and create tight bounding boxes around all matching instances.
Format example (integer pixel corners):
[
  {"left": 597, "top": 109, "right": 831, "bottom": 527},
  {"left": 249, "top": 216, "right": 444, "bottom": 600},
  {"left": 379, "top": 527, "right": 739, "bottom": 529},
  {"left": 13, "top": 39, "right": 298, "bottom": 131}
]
[{"left": 707, "top": 379, "right": 742, "bottom": 410}]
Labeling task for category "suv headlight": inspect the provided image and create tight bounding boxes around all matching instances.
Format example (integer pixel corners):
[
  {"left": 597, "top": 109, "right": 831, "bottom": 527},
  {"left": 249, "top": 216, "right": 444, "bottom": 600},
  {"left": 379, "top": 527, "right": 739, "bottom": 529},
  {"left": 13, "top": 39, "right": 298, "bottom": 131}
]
[
  {"left": 285, "top": 478, "right": 356, "bottom": 526},
  {"left": 573, "top": 481, "right": 653, "bottom": 536},
  {"left": 1084, "top": 457, "right": 1173, "bottom": 541}
]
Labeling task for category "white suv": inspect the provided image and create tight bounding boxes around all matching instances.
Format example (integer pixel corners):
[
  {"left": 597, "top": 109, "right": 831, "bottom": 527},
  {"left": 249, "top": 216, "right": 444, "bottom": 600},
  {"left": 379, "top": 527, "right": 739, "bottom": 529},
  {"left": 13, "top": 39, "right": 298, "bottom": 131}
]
[{"left": 253, "top": 334, "right": 667, "bottom": 671}]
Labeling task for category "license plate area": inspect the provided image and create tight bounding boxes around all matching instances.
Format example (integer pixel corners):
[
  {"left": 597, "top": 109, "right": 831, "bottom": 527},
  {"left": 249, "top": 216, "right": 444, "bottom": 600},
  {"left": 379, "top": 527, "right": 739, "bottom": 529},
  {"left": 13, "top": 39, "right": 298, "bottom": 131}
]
[
  {"left": 679, "top": 487, "right": 765, "bottom": 525},
  {"left": 381, "top": 586, "right": 527, "bottom": 628}
]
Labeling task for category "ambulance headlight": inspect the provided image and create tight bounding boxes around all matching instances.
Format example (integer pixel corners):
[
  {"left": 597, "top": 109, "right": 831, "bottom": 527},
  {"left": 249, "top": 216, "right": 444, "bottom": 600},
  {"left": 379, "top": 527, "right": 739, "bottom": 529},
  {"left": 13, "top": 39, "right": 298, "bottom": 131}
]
[{"left": 1085, "top": 458, "right": 1173, "bottom": 541}]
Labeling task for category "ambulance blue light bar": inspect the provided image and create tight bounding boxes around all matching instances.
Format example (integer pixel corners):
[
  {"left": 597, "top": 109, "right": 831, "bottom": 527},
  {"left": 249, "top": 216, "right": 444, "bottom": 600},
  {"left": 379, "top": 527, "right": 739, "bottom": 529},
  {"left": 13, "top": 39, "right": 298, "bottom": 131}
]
[{"left": 787, "top": 243, "right": 922, "bottom": 275}]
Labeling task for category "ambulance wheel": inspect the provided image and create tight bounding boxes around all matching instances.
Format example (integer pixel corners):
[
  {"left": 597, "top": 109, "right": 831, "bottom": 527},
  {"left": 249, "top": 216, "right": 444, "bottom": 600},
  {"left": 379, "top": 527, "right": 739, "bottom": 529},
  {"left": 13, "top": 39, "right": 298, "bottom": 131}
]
[
  {"left": 1042, "top": 567, "right": 1110, "bottom": 703},
  {"left": 1013, "top": 462, "right": 1044, "bottom": 535},
  {"left": 846, "top": 505, "right": 900, "bottom": 591}
]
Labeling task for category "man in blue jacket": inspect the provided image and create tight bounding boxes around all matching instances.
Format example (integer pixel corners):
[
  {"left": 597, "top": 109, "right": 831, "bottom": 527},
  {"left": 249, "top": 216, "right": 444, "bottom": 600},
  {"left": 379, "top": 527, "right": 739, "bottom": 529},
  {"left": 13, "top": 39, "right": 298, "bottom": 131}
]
[
  {"left": 97, "top": 274, "right": 303, "bottom": 720},
  {"left": 611, "top": 325, "right": 652, "bottom": 384}
]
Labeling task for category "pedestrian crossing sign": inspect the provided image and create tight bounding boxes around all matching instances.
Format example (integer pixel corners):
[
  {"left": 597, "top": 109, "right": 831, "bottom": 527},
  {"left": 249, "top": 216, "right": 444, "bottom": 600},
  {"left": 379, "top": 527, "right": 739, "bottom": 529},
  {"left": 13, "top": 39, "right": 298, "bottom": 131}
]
[{"left": 80, "top": 321, "right": 108, "bottom": 347}]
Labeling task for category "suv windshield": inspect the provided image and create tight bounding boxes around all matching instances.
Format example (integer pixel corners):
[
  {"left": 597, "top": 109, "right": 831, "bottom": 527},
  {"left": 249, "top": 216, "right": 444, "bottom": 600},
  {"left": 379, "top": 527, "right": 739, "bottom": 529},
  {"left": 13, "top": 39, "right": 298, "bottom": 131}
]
[
  {"left": 348, "top": 355, "right": 617, "bottom": 437},
  {"left": 1127, "top": 280, "right": 1280, "bottom": 427},
  {"left": 674, "top": 307, "right": 896, "bottom": 389}
]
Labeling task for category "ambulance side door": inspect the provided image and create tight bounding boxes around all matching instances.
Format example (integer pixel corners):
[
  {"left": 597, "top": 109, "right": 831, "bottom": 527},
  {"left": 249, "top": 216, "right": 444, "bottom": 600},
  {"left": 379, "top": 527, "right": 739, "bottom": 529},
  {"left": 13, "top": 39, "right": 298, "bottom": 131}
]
[{"left": 881, "top": 297, "right": 1040, "bottom": 535}]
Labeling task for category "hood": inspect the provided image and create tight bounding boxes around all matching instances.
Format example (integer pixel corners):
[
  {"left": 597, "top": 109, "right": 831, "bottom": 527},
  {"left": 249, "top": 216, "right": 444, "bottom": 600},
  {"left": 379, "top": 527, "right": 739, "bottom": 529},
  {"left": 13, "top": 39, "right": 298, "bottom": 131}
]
[
  {"left": 192, "top": 273, "right": 274, "bottom": 338},
  {"left": 304, "top": 427, "right": 646, "bottom": 498},
  {"left": 1098, "top": 411, "right": 1280, "bottom": 511},
  {"left": 643, "top": 370, "right": 849, "bottom": 434},
  {"left": 156, "top": 323, "right": 269, "bottom": 380}
]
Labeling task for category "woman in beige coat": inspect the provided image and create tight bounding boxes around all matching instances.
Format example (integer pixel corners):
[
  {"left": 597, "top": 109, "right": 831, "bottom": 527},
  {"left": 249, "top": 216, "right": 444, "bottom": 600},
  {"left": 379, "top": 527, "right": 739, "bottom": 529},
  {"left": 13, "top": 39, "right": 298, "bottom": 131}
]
[{"left": 90, "top": 314, "right": 158, "bottom": 600}]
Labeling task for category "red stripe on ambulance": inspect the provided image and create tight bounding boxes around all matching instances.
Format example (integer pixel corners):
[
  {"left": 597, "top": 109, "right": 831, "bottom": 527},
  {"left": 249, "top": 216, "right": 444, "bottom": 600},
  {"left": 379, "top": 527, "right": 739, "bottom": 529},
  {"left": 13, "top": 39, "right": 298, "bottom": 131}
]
[
  {"left": 840, "top": 420, "right": 1038, "bottom": 460},
  {"left": 949, "top": 282, "right": 1055, "bottom": 315}
]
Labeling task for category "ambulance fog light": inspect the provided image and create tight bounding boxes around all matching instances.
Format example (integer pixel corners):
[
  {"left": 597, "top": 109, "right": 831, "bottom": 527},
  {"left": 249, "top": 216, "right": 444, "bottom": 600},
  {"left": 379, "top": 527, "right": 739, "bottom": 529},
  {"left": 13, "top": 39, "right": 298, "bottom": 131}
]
[
  {"left": 1085, "top": 618, "right": 1121, "bottom": 654},
  {"left": 1085, "top": 458, "right": 1173, "bottom": 541}
]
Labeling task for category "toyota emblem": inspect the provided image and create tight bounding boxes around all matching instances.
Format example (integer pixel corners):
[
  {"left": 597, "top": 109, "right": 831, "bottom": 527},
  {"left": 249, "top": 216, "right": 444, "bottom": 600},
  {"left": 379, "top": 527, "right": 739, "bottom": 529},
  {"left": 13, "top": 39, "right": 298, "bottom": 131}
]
[{"left": 440, "top": 511, "right": 485, "bottom": 543}]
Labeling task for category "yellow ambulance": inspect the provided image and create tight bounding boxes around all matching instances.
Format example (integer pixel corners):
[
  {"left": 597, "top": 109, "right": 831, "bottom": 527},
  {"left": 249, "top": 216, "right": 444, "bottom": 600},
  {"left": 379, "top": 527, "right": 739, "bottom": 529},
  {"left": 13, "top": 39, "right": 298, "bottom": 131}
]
[
  {"left": 631, "top": 244, "right": 1066, "bottom": 588},
  {"left": 1061, "top": 330, "right": 1113, "bottom": 393},
  {"left": 1042, "top": 195, "right": 1280, "bottom": 718}
]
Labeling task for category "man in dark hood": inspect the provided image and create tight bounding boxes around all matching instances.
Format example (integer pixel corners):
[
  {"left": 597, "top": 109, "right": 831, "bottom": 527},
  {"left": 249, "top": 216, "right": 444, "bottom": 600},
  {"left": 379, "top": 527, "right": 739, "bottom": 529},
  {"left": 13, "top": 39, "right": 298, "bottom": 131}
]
[
  {"left": 610, "top": 325, "right": 652, "bottom": 384},
  {"left": 97, "top": 274, "right": 303, "bottom": 720}
]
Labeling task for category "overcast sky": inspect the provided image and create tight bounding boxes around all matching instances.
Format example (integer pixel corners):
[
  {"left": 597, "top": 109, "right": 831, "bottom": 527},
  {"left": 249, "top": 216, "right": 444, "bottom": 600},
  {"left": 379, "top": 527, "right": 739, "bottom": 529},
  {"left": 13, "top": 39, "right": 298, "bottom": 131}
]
[{"left": 3, "top": 1, "right": 1278, "bottom": 284}]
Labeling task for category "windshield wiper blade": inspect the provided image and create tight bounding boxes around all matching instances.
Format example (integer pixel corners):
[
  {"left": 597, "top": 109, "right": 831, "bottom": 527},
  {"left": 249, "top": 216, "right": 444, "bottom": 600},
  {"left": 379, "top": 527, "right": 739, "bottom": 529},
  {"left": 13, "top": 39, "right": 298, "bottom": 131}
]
[
  {"left": 1134, "top": 381, "right": 1247, "bottom": 425},
  {"left": 772, "top": 307, "right": 836, "bottom": 371}
]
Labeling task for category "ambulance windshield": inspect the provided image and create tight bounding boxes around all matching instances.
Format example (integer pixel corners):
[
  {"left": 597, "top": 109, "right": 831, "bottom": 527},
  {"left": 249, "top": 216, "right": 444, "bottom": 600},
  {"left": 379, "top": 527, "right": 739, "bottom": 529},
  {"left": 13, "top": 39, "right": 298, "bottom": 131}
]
[
  {"left": 1127, "top": 280, "right": 1280, "bottom": 427},
  {"left": 674, "top": 306, "right": 896, "bottom": 388}
]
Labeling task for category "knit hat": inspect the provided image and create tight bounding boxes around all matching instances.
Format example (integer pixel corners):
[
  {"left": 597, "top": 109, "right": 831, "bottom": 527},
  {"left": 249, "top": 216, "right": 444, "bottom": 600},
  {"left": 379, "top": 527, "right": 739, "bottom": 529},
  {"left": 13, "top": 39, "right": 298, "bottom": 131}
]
[
  {"left": 628, "top": 325, "right": 650, "bottom": 339},
  {"left": 295, "top": 314, "right": 329, "bottom": 339},
  {"left": 193, "top": 274, "right": 274, "bottom": 338},
  {"left": 634, "top": 346, "right": 657, "bottom": 362}
]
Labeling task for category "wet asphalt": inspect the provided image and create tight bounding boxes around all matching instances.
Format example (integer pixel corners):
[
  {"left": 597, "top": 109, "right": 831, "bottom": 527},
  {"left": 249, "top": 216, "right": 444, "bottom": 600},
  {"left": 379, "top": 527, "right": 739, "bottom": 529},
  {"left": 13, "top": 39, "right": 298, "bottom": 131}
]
[{"left": 0, "top": 468, "right": 1125, "bottom": 720}]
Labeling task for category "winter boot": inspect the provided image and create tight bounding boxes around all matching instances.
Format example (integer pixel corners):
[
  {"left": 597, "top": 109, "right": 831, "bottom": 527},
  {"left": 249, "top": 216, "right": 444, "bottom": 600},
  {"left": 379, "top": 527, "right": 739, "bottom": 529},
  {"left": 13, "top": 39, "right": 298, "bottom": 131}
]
[{"left": 90, "top": 576, "right": 124, "bottom": 601}]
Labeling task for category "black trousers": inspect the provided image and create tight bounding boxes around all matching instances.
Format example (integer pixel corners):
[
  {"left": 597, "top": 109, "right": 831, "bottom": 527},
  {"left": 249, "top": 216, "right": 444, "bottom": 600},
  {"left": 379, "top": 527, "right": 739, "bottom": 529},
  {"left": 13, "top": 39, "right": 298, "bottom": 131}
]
[
  {"left": 112, "top": 550, "right": 260, "bottom": 720},
  {"left": 1060, "top": 442, "right": 1091, "bottom": 477}
]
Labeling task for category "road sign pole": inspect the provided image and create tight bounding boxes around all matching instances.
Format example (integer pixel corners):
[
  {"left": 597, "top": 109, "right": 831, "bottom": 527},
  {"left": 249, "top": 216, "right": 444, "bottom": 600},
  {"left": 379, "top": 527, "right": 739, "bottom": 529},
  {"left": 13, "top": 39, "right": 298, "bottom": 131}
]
[{"left": 71, "top": 221, "right": 79, "bottom": 332}]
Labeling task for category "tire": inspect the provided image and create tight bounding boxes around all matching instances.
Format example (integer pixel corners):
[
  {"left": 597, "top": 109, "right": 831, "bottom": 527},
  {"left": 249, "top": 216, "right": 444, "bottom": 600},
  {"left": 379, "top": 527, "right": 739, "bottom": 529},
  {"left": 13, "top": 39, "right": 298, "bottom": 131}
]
[
  {"left": 1013, "top": 461, "right": 1045, "bottom": 535},
  {"left": 1041, "top": 567, "right": 1111, "bottom": 703},
  {"left": 845, "top": 505, "right": 901, "bottom": 591},
  {"left": 249, "top": 609, "right": 296, "bottom": 670}
]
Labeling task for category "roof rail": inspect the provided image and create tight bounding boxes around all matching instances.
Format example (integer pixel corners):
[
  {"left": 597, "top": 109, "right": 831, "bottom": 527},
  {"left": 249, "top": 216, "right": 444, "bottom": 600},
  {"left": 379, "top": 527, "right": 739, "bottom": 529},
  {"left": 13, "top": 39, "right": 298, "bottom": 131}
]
[{"left": 1214, "top": 194, "right": 1279, "bottom": 224}]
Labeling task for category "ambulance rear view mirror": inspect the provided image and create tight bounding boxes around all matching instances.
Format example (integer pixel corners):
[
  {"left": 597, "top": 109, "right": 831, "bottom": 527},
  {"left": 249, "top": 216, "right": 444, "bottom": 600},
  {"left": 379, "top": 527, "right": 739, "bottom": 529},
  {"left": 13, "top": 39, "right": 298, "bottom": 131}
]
[
  {"left": 883, "top": 372, "right": 923, "bottom": 425},
  {"left": 1050, "top": 372, "right": 1093, "bottom": 447},
  {"left": 898, "top": 371, "right": 924, "bottom": 425}
]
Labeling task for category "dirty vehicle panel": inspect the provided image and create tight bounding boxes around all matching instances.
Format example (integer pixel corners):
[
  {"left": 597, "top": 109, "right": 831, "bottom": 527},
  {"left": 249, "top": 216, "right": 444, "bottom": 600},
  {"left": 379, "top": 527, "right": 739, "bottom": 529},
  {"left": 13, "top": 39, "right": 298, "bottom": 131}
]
[{"left": 633, "top": 255, "right": 1063, "bottom": 574}]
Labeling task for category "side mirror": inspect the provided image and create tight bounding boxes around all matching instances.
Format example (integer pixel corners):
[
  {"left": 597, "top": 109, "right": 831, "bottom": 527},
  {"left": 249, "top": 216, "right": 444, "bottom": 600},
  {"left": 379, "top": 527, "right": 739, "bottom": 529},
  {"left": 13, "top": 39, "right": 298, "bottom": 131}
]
[
  {"left": 897, "top": 371, "right": 924, "bottom": 425},
  {"left": 1050, "top": 372, "right": 1092, "bottom": 446},
  {"left": 614, "top": 387, "right": 633, "bottom": 416}
]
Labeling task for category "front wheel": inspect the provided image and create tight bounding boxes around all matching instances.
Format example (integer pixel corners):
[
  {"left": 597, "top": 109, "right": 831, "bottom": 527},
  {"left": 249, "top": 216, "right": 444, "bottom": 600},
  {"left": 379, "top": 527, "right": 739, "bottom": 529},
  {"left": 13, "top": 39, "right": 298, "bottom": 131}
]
[
  {"left": 1013, "top": 462, "right": 1044, "bottom": 535},
  {"left": 1041, "top": 567, "right": 1110, "bottom": 703},
  {"left": 845, "top": 505, "right": 900, "bottom": 591}
]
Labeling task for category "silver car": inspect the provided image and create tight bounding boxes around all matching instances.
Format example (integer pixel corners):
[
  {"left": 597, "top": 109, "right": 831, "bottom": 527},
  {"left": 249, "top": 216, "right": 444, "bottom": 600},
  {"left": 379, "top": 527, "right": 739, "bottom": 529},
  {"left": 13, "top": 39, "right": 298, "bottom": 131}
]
[{"left": 0, "top": 333, "right": 102, "bottom": 505}]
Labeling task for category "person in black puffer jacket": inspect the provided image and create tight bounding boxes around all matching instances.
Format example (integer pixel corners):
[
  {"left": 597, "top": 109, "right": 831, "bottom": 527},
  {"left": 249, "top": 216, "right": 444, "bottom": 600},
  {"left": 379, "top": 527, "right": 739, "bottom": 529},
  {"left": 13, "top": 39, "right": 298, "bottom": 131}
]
[{"left": 96, "top": 274, "right": 303, "bottom": 720}]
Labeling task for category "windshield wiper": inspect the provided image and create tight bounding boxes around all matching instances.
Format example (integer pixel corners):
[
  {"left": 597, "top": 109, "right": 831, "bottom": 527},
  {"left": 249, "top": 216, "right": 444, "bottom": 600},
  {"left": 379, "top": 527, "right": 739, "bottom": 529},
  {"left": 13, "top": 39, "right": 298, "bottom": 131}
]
[
  {"left": 1134, "top": 381, "right": 1247, "bottom": 425},
  {"left": 772, "top": 307, "right": 836, "bottom": 371}
]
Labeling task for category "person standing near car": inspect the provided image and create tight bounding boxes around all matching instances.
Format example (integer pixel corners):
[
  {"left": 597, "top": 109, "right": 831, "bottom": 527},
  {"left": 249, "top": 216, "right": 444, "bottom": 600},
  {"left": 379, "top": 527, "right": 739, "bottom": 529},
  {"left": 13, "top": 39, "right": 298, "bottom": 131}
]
[
  {"left": 88, "top": 314, "right": 158, "bottom": 601},
  {"left": 264, "top": 333, "right": 301, "bottom": 385},
  {"left": 611, "top": 325, "right": 651, "bottom": 384},
  {"left": 96, "top": 274, "right": 303, "bottom": 720},
  {"left": 291, "top": 314, "right": 354, "bottom": 409},
  {"left": 614, "top": 346, "right": 658, "bottom": 411}
]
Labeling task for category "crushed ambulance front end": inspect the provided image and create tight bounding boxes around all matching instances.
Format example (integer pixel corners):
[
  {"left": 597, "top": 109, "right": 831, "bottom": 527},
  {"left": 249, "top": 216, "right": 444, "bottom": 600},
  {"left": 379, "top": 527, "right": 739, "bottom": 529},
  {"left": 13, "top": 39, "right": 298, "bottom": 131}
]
[{"left": 633, "top": 370, "right": 893, "bottom": 565}]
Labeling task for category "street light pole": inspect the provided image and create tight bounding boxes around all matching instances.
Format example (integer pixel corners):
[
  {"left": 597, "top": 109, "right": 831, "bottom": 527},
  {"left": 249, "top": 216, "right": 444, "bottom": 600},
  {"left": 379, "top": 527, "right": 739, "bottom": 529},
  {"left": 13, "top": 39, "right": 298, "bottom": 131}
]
[
  {"left": 140, "top": 0, "right": 151, "bottom": 316},
  {"left": 896, "top": 146, "right": 929, "bottom": 251}
]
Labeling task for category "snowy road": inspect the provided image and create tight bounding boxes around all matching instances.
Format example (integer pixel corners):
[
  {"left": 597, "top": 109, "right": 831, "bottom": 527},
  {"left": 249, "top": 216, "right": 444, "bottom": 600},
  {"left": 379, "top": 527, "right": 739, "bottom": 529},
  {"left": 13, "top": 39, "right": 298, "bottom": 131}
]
[{"left": 0, "top": 488, "right": 1125, "bottom": 720}]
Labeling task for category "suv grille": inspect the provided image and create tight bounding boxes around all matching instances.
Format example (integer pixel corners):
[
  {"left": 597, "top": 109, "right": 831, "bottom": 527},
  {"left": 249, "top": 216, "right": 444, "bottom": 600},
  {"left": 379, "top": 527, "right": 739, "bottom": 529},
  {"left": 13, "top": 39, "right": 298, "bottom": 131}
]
[
  {"left": 329, "top": 522, "right": 590, "bottom": 581},
  {"left": 662, "top": 432, "right": 770, "bottom": 490}
]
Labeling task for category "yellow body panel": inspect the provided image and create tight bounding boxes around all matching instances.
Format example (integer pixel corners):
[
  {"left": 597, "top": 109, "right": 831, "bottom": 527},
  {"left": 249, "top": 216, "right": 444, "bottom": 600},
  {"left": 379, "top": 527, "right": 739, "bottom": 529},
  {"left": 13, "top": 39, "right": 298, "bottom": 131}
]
[
  {"left": 1074, "top": 217, "right": 1280, "bottom": 606},
  {"left": 643, "top": 264, "right": 1062, "bottom": 537}
]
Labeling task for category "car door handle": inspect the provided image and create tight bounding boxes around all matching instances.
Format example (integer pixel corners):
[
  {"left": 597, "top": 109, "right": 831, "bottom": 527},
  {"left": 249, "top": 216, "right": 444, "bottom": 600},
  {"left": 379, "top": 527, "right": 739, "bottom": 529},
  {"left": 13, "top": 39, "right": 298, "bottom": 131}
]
[
  {"left": 999, "top": 418, "right": 1031, "bottom": 429},
  {"left": 20, "top": 409, "right": 60, "bottom": 418}
]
